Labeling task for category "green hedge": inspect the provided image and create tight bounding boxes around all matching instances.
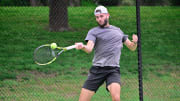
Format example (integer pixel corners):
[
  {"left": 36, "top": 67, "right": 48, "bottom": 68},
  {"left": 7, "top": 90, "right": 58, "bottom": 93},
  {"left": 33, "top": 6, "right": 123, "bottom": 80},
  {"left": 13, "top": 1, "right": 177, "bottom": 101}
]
[
  {"left": 97, "top": 0, "right": 120, "bottom": 6},
  {"left": 0, "top": 0, "right": 30, "bottom": 6}
]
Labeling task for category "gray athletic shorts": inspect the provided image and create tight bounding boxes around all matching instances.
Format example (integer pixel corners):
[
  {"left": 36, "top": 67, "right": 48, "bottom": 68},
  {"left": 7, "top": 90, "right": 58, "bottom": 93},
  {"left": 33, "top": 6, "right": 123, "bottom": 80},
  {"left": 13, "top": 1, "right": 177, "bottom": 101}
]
[{"left": 83, "top": 66, "right": 121, "bottom": 92}]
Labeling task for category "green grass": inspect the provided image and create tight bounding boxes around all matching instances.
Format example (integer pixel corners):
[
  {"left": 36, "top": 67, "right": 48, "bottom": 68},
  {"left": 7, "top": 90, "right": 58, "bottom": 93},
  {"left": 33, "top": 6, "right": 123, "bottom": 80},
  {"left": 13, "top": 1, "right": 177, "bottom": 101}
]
[{"left": 0, "top": 6, "right": 179, "bottom": 101}]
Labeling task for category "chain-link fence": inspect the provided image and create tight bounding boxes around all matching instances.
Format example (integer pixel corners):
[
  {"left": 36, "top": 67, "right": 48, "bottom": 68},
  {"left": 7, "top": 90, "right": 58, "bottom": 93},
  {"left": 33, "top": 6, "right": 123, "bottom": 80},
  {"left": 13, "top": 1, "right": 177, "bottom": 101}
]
[{"left": 0, "top": 0, "right": 179, "bottom": 101}]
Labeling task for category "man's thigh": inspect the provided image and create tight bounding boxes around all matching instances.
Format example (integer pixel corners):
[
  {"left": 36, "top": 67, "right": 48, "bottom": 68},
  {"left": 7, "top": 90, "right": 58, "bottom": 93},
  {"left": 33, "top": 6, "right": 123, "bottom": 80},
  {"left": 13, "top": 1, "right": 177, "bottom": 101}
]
[
  {"left": 79, "top": 88, "right": 95, "bottom": 101},
  {"left": 106, "top": 71, "right": 121, "bottom": 100},
  {"left": 83, "top": 68, "right": 107, "bottom": 92},
  {"left": 107, "top": 83, "right": 121, "bottom": 101},
  {"left": 106, "top": 69, "right": 121, "bottom": 90}
]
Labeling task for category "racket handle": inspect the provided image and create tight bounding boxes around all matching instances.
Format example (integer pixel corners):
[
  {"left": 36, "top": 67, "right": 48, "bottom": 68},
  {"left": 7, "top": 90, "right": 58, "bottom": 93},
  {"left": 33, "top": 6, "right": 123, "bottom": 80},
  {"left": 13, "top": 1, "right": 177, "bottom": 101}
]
[{"left": 66, "top": 45, "right": 76, "bottom": 50}]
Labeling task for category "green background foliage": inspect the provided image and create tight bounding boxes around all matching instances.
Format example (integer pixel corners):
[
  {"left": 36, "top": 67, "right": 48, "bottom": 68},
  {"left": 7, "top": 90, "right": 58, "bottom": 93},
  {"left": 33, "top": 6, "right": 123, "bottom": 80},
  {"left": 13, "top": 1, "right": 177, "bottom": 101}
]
[{"left": 0, "top": 0, "right": 179, "bottom": 100}]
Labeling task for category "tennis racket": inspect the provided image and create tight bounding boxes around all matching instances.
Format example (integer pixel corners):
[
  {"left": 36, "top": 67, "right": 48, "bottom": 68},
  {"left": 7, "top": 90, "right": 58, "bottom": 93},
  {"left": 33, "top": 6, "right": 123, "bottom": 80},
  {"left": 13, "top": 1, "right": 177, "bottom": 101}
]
[{"left": 34, "top": 44, "right": 76, "bottom": 65}]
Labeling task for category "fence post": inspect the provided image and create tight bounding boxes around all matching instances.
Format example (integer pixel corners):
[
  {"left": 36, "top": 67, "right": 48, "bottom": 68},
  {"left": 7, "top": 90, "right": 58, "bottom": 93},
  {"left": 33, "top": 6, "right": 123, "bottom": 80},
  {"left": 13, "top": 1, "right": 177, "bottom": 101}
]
[{"left": 136, "top": 0, "right": 143, "bottom": 101}]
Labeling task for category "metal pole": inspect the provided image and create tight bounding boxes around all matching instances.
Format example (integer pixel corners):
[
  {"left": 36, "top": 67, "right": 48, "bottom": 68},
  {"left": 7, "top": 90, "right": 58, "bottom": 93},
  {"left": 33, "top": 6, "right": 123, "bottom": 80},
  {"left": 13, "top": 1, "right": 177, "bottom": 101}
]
[{"left": 136, "top": 0, "right": 144, "bottom": 101}]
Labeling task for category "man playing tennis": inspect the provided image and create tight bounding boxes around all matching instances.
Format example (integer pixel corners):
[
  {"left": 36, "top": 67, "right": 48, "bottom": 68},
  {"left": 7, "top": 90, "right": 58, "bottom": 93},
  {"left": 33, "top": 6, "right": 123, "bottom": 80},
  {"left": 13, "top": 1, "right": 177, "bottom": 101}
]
[{"left": 75, "top": 6, "right": 138, "bottom": 101}]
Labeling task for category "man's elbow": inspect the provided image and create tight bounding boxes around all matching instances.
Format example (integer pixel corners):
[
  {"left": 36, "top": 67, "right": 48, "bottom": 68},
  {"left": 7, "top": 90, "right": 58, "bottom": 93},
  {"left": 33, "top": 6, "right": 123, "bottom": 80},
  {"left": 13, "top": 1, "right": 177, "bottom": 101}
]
[
  {"left": 84, "top": 48, "right": 93, "bottom": 54},
  {"left": 86, "top": 51, "right": 91, "bottom": 54},
  {"left": 86, "top": 49, "right": 93, "bottom": 54}
]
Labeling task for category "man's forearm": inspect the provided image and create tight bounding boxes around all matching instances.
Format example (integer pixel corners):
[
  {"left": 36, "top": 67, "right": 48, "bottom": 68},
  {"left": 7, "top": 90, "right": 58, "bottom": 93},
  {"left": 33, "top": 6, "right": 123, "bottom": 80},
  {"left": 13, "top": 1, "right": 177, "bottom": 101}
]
[
  {"left": 82, "top": 45, "right": 92, "bottom": 53},
  {"left": 79, "top": 40, "right": 94, "bottom": 54},
  {"left": 130, "top": 41, "right": 137, "bottom": 51}
]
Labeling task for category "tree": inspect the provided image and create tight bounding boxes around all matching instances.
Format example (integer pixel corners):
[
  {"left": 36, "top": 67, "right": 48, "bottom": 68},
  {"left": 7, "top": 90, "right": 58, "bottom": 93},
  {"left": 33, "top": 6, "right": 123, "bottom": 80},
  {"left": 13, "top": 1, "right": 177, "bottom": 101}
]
[
  {"left": 69, "top": 0, "right": 80, "bottom": 6},
  {"left": 30, "top": 0, "right": 41, "bottom": 6},
  {"left": 140, "top": 0, "right": 179, "bottom": 6},
  {"left": 49, "top": 0, "right": 69, "bottom": 31},
  {"left": 171, "top": 0, "right": 180, "bottom": 6},
  {"left": 96, "top": 0, "right": 120, "bottom": 6}
]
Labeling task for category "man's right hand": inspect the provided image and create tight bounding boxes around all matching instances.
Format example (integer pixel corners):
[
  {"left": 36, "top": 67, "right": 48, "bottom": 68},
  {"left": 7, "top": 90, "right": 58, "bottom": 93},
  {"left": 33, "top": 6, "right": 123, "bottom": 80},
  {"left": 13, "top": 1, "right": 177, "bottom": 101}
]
[
  {"left": 75, "top": 40, "right": 94, "bottom": 54},
  {"left": 75, "top": 42, "right": 85, "bottom": 50}
]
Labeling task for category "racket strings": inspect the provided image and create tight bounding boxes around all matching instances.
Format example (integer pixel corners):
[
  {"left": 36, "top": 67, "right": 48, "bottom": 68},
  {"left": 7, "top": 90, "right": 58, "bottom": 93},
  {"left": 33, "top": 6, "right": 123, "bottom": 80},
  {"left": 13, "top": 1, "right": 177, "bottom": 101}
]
[{"left": 34, "top": 46, "right": 57, "bottom": 64}]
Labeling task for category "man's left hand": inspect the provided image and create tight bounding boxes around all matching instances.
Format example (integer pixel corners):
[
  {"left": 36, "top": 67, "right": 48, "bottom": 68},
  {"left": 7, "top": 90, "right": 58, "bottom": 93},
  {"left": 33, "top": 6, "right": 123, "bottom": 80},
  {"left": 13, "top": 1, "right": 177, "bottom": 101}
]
[{"left": 132, "top": 34, "right": 138, "bottom": 43}]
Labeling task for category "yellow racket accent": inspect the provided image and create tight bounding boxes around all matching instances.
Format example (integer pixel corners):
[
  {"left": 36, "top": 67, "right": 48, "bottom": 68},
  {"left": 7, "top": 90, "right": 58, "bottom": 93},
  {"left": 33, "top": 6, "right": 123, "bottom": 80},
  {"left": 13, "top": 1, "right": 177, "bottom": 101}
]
[{"left": 34, "top": 44, "right": 76, "bottom": 65}]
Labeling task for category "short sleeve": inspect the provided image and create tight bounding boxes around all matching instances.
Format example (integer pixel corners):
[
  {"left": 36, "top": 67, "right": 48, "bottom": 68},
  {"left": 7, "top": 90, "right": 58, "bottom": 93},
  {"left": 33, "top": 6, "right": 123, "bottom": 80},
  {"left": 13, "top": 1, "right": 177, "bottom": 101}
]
[
  {"left": 85, "top": 30, "right": 96, "bottom": 43},
  {"left": 118, "top": 28, "right": 128, "bottom": 43},
  {"left": 122, "top": 34, "right": 128, "bottom": 43}
]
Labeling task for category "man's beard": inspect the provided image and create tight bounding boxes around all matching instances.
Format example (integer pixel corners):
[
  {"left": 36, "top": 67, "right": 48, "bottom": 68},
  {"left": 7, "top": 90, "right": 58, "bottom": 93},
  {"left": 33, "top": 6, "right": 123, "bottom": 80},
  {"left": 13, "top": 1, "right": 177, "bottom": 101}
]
[{"left": 98, "top": 19, "right": 108, "bottom": 28}]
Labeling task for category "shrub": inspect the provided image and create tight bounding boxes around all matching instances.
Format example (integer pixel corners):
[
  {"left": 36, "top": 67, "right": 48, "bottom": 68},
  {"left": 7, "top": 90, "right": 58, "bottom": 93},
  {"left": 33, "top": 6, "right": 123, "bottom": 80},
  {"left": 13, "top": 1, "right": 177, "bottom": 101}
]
[
  {"left": 0, "top": 0, "right": 30, "bottom": 6},
  {"left": 96, "top": 0, "right": 120, "bottom": 6}
]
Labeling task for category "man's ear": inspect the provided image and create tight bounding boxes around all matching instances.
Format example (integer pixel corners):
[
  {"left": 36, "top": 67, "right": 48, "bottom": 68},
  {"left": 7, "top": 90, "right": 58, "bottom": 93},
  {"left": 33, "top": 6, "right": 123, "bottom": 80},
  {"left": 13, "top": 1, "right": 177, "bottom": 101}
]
[{"left": 107, "top": 13, "right": 110, "bottom": 19}]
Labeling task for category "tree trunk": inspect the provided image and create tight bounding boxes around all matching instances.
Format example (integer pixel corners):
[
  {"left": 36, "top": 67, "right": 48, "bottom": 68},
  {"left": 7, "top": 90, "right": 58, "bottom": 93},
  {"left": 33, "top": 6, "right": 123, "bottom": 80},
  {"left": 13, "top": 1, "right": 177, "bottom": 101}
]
[
  {"left": 30, "top": 0, "right": 41, "bottom": 6},
  {"left": 49, "top": 0, "right": 69, "bottom": 31},
  {"left": 69, "top": 0, "right": 81, "bottom": 6}
]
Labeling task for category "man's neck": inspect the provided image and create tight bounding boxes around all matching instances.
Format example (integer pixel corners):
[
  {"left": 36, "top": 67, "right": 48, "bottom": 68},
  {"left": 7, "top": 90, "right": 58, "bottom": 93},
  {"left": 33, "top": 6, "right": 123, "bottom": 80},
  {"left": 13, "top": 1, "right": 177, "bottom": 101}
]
[{"left": 104, "top": 23, "right": 110, "bottom": 27}]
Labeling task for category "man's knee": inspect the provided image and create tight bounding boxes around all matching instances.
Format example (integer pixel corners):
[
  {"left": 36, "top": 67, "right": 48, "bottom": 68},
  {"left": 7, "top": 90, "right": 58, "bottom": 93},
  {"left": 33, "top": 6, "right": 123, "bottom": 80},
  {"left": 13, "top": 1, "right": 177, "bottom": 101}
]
[
  {"left": 112, "top": 94, "right": 120, "bottom": 101},
  {"left": 108, "top": 83, "right": 121, "bottom": 101}
]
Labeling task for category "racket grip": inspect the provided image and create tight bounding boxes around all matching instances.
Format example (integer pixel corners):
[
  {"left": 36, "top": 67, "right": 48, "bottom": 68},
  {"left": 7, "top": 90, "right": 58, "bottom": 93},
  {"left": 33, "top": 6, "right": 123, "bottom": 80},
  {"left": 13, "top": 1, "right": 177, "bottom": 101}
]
[{"left": 66, "top": 45, "right": 76, "bottom": 50}]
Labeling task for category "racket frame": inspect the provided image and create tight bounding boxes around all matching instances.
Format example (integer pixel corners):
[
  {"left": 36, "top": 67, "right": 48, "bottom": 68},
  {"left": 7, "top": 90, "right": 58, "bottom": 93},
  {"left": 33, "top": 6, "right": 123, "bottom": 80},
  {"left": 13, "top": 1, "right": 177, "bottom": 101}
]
[{"left": 34, "top": 44, "right": 76, "bottom": 65}]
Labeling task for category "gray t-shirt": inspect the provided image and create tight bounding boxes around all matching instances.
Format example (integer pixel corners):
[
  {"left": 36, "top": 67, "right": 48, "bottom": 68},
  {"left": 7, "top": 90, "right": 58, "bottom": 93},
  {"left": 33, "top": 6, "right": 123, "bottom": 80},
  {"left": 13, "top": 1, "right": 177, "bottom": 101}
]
[{"left": 85, "top": 25, "right": 128, "bottom": 67}]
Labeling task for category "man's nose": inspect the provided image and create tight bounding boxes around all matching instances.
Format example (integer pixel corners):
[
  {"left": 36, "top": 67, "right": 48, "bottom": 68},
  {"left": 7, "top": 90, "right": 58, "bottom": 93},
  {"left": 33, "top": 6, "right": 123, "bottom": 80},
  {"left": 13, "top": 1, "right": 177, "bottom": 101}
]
[{"left": 98, "top": 18, "right": 102, "bottom": 21}]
